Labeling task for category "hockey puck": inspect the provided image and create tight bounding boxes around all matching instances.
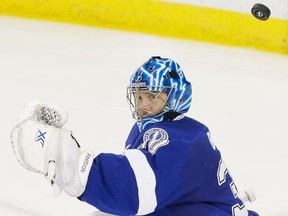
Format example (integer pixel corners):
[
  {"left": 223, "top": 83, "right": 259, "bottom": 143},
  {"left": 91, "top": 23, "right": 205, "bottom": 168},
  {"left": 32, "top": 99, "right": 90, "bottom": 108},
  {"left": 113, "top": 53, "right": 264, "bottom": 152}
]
[{"left": 251, "top": 3, "right": 271, "bottom": 21}]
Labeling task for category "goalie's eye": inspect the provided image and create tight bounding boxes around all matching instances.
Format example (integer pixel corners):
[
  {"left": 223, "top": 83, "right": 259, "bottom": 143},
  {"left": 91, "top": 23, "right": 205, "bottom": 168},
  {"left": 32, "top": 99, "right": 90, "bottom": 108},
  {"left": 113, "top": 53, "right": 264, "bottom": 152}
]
[
  {"left": 137, "top": 92, "right": 160, "bottom": 105},
  {"left": 149, "top": 93, "right": 158, "bottom": 100}
]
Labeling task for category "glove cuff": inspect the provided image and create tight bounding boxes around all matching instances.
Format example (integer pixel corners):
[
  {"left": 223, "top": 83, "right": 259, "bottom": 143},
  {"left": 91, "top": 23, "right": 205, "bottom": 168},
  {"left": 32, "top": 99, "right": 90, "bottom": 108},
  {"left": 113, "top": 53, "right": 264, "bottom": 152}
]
[{"left": 63, "top": 151, "right": 94, "bottom": 197}]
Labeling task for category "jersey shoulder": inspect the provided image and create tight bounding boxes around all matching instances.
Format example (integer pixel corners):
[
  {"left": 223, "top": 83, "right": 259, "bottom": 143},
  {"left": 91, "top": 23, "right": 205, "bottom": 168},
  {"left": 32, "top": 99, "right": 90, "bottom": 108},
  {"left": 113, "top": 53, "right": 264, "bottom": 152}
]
[{"left": 156, "top": 116, "right": 209, "bottom": 140}]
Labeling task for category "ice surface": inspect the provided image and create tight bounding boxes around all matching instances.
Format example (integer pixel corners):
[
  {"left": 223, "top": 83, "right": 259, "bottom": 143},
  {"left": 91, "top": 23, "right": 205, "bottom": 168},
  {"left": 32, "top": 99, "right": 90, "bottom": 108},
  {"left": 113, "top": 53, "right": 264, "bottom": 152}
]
[{"left": 0, "top": 15, "right": 287, "bottom": 216}]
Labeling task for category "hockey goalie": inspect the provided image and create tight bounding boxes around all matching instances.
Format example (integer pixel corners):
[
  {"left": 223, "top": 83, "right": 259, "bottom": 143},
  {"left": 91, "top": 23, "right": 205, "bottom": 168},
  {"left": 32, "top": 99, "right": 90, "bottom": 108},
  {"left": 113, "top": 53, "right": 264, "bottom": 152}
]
[{"left": 11, "top": 57, "right": 259, "bottom": 216}]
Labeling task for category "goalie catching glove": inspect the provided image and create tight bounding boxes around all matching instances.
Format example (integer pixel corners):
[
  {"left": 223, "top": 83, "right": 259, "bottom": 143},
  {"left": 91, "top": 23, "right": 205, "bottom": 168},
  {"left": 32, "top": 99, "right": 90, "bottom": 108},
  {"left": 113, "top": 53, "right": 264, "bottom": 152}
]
[{"left": 11, "top": 101, "right": 94, "bottom": 197}]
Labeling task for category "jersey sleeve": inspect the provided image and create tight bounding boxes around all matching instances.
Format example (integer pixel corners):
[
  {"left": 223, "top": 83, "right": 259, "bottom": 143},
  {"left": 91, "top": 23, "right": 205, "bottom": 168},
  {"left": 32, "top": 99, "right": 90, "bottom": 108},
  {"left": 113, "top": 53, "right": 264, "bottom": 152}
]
[{"left": 79, "top": 150, "right": 158, "bottom": 215}]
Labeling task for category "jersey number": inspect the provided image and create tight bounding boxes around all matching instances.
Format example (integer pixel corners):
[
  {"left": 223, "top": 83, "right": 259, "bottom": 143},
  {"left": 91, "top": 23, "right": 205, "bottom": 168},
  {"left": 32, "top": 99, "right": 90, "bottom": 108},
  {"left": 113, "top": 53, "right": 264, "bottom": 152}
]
[
  {"left": 217, "top": 158, "right": 248, "bottom": 216},
  {"left": 208, "top": 132, "right": 248, "bottom": 216}
]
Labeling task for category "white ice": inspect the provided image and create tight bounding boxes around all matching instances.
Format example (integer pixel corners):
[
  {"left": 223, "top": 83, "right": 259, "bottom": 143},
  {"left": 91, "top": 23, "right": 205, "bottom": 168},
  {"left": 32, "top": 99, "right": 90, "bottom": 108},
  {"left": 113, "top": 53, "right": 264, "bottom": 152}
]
[{"left": 0, "top": 15, "right": 287, "bottom": 216}]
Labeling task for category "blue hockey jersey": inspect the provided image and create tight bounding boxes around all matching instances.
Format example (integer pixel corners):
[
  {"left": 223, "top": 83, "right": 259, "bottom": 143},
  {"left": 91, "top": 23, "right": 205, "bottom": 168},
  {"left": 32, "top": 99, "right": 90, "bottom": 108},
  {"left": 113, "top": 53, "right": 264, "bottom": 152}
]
[{"left": 80, "top": 115, "right": 258, "bottom": 216}]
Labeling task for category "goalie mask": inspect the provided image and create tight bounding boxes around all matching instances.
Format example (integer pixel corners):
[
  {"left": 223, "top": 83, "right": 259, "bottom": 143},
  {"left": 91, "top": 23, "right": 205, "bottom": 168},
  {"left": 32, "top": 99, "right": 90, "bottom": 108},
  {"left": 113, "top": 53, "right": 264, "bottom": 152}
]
[{"left": 127, "top": 56, "right": 192, "bottom": 131}]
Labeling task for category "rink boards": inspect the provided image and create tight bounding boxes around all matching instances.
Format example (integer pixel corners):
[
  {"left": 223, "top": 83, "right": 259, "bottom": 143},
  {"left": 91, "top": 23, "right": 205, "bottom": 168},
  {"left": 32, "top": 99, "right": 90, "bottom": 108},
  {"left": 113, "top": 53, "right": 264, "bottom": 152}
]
[{"left": 0, "top": 0, "right": 287, "bottom": 54}]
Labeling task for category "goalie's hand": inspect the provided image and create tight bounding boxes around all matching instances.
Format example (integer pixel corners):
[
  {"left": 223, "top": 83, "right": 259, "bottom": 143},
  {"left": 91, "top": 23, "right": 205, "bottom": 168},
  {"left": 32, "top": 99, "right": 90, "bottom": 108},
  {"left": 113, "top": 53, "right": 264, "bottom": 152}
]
[{"left": 11, "top": 102, "right": 94, "bottom": 197}]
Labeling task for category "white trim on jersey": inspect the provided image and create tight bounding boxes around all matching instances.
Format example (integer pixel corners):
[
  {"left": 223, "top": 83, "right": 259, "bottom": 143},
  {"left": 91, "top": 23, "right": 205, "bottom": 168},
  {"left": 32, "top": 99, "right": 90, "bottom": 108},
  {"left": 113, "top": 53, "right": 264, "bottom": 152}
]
[
  {"left": 173, "top": 114, "right": 185, "bottom": 121},
  {"left": 124, "top": 149, "right": 157, "bottom": 215}
]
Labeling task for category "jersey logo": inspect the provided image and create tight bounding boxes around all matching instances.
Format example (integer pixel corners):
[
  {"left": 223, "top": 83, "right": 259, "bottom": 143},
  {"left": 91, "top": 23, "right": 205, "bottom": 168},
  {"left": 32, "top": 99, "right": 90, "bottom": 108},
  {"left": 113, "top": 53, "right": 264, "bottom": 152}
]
[{"left": 141, "top": 128, "right": 169, "bottom": 155}]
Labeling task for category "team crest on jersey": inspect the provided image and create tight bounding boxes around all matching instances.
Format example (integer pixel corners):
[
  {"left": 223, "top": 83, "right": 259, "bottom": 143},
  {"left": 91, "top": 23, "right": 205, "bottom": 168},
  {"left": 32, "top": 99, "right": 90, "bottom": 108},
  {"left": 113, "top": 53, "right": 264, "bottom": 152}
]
[{"left": 140, "top": 128, "right": 169, "bottom": 155}]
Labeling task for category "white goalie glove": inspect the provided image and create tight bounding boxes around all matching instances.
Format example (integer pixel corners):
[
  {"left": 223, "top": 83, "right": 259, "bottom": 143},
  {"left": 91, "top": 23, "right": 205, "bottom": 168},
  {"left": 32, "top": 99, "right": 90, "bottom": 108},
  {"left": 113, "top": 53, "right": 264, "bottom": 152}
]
[{"left": 11, "top": 101, "right": 94, "bottom": 197}]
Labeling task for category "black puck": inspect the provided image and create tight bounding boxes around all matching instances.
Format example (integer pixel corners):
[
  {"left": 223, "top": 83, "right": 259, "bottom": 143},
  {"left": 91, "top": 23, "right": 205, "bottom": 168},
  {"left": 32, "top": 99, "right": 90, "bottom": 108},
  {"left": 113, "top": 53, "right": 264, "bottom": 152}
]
[{"left": 251, "top": 3, "right": 271, "bottom": 21}]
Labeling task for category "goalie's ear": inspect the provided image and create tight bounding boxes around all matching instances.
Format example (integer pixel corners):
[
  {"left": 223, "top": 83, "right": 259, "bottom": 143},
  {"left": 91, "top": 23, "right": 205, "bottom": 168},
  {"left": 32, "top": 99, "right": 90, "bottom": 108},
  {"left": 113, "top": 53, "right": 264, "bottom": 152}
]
[{"left": 16, "top": 101, "right": 68, "bottom": 128}]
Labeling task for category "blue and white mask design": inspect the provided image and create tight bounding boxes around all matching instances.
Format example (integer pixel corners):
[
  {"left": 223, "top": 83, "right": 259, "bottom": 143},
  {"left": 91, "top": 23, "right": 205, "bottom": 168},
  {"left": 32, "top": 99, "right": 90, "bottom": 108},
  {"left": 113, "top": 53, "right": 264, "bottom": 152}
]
[{"left": 127, "top": 56, "right": 192, "bottom": 131}]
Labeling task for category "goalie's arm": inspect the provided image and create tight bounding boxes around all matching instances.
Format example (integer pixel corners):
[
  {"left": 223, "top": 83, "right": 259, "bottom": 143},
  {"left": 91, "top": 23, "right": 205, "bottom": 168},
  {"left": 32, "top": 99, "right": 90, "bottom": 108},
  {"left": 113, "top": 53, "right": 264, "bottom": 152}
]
[
  {"left": 80, "top": 150, "right": 157, "bottom": 216},
  {"left": 11, "top": 102, "right": 156, "bottom": 215}
]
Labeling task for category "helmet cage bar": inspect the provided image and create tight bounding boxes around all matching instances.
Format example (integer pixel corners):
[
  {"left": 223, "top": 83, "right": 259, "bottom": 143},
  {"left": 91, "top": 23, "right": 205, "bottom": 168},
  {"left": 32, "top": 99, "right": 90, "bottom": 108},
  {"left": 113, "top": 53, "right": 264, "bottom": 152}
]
[{"left": 126, "top": 85, "right": 175, "bottom": 123}]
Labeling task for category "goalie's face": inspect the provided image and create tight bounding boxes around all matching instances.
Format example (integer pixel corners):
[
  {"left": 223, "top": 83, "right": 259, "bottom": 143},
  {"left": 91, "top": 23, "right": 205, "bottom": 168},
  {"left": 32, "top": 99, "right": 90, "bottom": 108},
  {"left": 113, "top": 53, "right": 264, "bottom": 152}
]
[
  {"left": 137, "top": 91, "right": 168, "bottom": 118},
  {"left": 127, "top": 88, "right": 169, "bottom": 120}
]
